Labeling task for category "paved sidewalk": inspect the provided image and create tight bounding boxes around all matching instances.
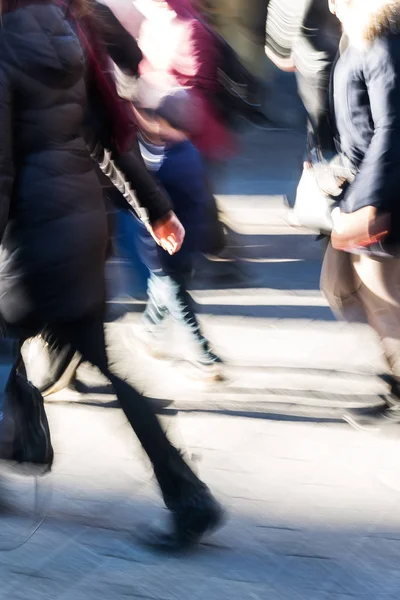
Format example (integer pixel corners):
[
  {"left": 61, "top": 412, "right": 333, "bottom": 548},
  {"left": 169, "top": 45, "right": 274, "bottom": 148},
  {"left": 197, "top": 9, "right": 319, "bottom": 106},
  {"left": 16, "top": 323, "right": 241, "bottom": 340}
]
[
  {"left": 2, "top": 407, "right": 400, "bottom": 600},
  {"left": 96, "top": 127, "right": 390, "bottom": 417},
  {"left": 2, "top": 125, "right": 398, "bottom": 600}
]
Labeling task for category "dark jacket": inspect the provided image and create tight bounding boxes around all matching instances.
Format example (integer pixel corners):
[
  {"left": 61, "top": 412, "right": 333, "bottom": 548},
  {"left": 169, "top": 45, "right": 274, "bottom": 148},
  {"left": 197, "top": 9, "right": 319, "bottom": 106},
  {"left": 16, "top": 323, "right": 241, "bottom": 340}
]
[
  {"left": 333, "top": 7, "right": 400, "bottom": 244},
  {"left": 265, "top": 0, "right": 341, "bottom": 153},
  {"left": 293, "top": 0, "right": 342, "bottom": 153},
  {"left": 0, "top": 4, "right": 108, "bottom": 326}
]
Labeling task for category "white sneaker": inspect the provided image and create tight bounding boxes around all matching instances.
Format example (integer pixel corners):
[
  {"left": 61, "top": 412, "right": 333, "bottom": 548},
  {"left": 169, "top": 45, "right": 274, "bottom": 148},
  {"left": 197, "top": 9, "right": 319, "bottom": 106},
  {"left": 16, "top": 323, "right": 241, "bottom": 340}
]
[{"left": 125, "top": 319, "right": 173, "bottom": 360}]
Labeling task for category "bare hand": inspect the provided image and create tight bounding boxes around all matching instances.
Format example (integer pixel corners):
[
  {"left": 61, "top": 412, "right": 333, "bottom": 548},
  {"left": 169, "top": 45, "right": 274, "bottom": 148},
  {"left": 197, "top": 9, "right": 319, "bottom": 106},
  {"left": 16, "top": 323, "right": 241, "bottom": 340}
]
[
  {"left": 265, "top": 46, "right": 296, "bottom": 72},
  {"left": 331, "top": 206, "right": 390, "bottom": 251},
  {"left": 151, "top": 211, "right": 185, "bottom": 255}
]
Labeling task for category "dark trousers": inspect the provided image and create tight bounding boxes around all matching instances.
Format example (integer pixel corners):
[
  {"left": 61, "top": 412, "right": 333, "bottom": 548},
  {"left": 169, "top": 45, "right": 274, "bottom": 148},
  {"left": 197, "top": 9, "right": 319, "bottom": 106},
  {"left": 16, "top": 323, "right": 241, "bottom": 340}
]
[{"left": 24, "top": 316, "right": 203, "bottom": 508}]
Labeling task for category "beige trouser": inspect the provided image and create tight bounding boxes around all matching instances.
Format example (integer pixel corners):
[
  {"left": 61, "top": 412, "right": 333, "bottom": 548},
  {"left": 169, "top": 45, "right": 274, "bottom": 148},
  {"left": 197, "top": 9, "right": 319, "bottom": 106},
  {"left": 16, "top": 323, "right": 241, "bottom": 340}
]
[{"left": 321, "top": 243, "right": 400, "bottom": 383}]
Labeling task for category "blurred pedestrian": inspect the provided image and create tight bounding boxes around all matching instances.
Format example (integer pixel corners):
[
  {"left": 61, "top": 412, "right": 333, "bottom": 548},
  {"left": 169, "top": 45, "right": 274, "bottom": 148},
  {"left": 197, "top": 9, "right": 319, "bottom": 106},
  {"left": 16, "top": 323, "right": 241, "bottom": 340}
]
[
  {"left": 121, "top": 93, "right": 223, "bottom": 377},
  {"left": 265, "top": 0, "right": 342, "bottom": 232},
  {"left": 320, "top": 0, "right": 400, "bottom": 422},
  {"left": 136, "top": 0, "right": 235, "bottom": 162},
  {"left": 24, "top": 0, "right": 178, "bottom": 395},
  {"left": 0, "top": 0, "right": 224, "bottom": 549},
  {"left": 266, "top": 0, "right": 342, "bottom": 155}
]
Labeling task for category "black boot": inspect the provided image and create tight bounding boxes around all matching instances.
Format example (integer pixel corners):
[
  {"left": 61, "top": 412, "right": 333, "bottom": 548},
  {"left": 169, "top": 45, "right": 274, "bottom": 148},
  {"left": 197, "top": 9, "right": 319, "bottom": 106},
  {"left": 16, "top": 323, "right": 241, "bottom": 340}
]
[{"left": 143, "top": 487, "right": 225, "bottom": 552}]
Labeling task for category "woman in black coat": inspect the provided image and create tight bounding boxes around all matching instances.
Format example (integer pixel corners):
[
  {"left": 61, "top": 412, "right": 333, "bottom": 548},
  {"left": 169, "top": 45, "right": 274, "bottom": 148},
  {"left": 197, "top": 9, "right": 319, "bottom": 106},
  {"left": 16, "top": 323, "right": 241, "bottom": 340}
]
[
  {"left": 25, "top": 0, "right": 179, "bottom": 397},
  {"left": 0, "top": 0, "right": 223, "bottom": 549}
]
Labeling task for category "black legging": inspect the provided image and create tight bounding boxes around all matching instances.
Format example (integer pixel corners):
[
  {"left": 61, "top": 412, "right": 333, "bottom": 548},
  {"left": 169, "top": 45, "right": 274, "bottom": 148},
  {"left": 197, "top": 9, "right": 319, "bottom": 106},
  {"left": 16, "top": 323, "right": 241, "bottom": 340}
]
[{"left": 31, "top": 316, "right": 204, "bottom": 508}]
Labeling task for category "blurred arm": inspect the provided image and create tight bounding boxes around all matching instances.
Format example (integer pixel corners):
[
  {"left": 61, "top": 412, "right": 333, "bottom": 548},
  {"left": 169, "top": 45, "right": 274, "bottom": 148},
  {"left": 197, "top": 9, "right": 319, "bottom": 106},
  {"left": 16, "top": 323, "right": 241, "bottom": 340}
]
[
  {"left": 265, "top": 45, "right": 296, "bottom": 71},
  {"left": 113, "top": 140, "right": 173, "bottom": 224},
  {"left": 92, "top": 0, "right": 143, "bottom": 75},
  {"left": 342, "top": 39, "right": 400, "bottom": 215}
]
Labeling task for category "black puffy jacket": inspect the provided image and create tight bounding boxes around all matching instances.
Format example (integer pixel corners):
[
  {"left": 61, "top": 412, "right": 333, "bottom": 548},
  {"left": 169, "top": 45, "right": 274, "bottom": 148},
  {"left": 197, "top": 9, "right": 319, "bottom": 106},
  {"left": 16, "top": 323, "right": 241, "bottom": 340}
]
[{"left": 0, "top": 3, "right": 109, "bottom": 326}]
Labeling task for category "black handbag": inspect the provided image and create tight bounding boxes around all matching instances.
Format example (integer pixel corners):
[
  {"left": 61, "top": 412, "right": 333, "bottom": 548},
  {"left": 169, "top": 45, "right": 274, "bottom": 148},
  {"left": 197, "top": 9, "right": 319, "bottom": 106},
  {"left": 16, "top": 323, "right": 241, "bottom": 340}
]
[{"left": 0, "top": 323, "right": 53, "bottom": 474}]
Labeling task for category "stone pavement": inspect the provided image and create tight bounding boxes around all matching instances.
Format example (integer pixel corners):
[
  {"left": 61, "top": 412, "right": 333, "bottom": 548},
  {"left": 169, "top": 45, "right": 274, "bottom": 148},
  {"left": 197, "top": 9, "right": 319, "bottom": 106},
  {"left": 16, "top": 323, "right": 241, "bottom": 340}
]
[
  {"left": 98, "top": 126, "right": 390, "bottom": 417},
  {"left": 2, "top": 409, "right": 400, "bottom": 600},
  {"left": 2, "top": 125, "right": 399, "bottom": 600}
]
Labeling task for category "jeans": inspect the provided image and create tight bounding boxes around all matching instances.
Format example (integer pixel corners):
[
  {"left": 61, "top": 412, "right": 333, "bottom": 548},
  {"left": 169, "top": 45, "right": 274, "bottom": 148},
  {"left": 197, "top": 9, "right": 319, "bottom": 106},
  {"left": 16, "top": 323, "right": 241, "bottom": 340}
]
[
  {"left": 144, "top": 271, "right": 210, "bottom": 355},
  {"left": 116, "top": 210, "right": 211, "bottom": 356},
  {"left": 114, "top": 209, "right": 151, "bottom": 297}
]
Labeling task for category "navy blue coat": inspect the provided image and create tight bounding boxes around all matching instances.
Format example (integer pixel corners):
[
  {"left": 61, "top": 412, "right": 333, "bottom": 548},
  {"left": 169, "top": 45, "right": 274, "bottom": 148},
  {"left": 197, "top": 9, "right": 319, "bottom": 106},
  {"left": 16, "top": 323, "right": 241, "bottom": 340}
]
[{"left": 334, "top": 33, "right": 400, "bottom": 244}]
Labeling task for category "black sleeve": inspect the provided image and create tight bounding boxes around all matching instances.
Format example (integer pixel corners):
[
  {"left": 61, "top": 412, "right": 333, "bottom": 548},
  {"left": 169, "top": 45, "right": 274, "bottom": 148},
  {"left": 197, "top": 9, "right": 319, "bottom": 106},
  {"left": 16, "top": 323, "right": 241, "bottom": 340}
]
[
  {"left": 0, "top": 59, "right": 14, "bottom": 242},
  {"left": 92, "top": 1, "right": 143, "bottom": 75},
  {"left": 113, "top": 141, "right": 173, "bottom": 224}
]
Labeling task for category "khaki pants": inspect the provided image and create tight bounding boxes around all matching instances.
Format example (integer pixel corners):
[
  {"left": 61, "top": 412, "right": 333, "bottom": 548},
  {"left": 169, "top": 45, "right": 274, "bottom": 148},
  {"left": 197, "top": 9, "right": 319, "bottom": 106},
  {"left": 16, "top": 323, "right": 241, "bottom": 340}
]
[{"left": 321, "top": 243, "right": 400, "bottom": 383}]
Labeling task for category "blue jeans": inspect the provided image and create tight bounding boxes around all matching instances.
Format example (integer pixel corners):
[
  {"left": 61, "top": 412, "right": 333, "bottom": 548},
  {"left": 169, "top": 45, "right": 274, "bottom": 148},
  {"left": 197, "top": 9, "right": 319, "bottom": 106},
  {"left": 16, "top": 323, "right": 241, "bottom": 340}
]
[{"left": 114, "top": 209, "right": 152, "bottom": 297}]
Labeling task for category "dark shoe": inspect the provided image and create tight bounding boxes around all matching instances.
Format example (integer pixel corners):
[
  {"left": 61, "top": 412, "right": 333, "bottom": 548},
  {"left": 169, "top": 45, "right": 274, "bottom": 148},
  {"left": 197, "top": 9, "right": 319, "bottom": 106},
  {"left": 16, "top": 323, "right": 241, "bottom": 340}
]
[{"left": 142, "top": 489, "right": 225, "bottom": 552}]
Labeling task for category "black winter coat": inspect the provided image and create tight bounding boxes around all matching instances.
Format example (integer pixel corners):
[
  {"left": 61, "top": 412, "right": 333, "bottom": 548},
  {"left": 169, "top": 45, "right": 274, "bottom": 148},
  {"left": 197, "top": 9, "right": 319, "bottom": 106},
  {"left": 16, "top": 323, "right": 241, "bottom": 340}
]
[{"left": 0, "top": 4, "right": 108, "bottom": 326}]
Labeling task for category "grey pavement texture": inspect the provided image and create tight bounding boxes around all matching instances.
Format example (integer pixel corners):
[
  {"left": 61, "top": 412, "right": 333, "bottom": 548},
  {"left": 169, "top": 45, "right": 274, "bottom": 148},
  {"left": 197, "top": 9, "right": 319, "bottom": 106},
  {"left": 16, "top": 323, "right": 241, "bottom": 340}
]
[{"left": 2, "top": 125, "right": 399, "bottom": 600}]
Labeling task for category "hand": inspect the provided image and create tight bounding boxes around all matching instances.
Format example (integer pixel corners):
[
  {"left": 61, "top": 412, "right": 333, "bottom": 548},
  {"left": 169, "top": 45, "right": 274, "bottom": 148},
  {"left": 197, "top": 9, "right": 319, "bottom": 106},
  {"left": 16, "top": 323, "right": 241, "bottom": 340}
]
[
  {"left": 265, "top": 46, "right": 296, "bottom": 72},
  {"left": 331, "top": 206, "right": 390, "bottom": 251},
  {"left": 151, "top": 211, "right": 185, "bottom": 255}
]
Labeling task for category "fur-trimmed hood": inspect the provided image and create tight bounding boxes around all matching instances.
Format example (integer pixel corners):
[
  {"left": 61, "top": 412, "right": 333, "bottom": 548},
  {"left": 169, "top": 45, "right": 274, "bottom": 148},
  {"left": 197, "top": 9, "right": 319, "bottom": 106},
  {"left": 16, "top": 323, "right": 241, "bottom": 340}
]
[{"left": 363, "top": 1, "right": 400, "bottom": 42}]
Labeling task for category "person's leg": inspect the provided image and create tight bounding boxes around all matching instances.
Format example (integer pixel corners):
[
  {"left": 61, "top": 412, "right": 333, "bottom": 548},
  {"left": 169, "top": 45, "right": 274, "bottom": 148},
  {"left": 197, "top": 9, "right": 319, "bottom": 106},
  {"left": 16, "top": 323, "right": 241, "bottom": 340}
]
[
  {"left": 320, "top": 242, "right": 367, "bottom": 323},
  {"left": 142, "top": 271, "right": 169, "bottom": 327},
  {"left": 160, "top": 250, "right": 222, "bottom": 365},
  {"left": 49, "top": 316, "right": 223, "bottom": 540},
  {"left": 320, "top": 244, "right": 386, "bottom": 424},
  {"left": 341, "top": 254, "right": 400, "bottom": 427},
  {"left": 351, "top": 254, "right": 400, "bottom": 389},
  {"left": 165, "top": 271, "right": 221, "bottom": 364}
]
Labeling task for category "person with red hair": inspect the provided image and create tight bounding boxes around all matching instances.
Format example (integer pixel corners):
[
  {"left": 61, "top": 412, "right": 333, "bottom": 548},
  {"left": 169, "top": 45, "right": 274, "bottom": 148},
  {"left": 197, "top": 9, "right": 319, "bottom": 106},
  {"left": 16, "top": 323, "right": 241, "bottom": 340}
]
[{"left": 0, "top": 0, "right": 224, "bottom": 550}]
